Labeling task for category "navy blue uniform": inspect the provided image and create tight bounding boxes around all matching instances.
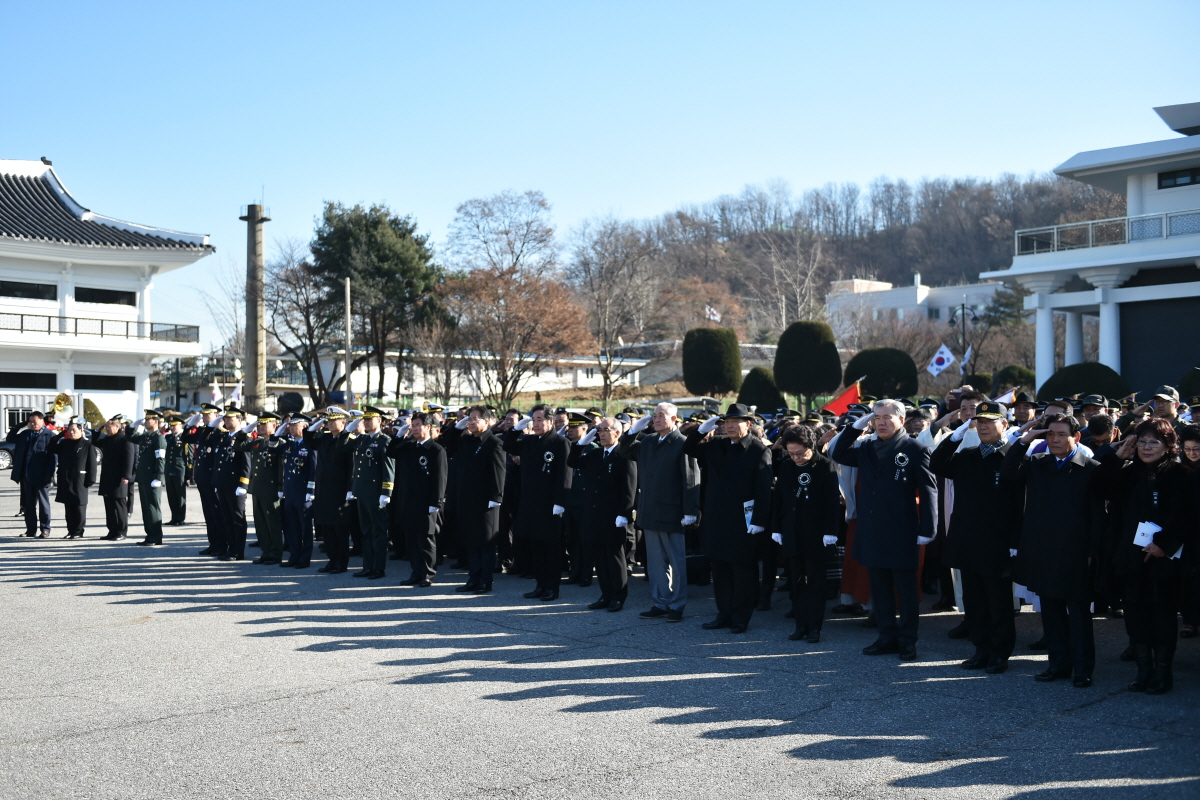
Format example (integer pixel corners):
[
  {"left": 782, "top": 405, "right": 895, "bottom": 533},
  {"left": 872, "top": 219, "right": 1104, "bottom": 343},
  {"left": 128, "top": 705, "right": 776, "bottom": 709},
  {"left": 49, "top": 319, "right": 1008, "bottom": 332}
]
[
  {"left": 211, "top": 428, "right": 252, "bottom": 558},
  {"left": 282, "top": 435, "right": 316, "bottom": 566}
]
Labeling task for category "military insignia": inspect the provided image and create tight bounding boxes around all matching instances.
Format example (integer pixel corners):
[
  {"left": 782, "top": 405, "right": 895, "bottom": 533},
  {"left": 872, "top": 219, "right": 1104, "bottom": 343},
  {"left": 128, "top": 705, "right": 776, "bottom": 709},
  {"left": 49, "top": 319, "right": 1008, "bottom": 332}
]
[
  {"left": 894, "top": 453, "right": 910, "bottom": 467},
  {"left": 798, "top": 472, "right": 811, "bottom": 486},
  {"left": 418, "top": 455, "right": 428, "bottom": 467},
  {"left": 543, "top": 451, "right": 554, "bottom": 463}
]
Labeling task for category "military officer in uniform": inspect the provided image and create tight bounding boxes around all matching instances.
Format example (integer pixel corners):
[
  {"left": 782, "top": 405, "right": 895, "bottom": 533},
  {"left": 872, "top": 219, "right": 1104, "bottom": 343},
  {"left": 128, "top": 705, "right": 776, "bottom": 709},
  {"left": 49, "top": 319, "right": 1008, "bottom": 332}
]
[
  {"left": 280, "top": 413, "right": 317, "bottom": 568},
  {"left": 235, "top": 411, "right": 287, "bottom": 565},
  {"left": 163, "top": 415, "right": 189, "bottom": 525},
  {"left": 349, "top": 406, "right": 395, "bottom": 580},
  {"left": 307, "top": 408, "right": 358, "bottom": 574},
  {"left": 126, "top": 410, "right": 168, "bottom": 546},
  {"left": 182, "top": 403, "right": 225, "bottom": 554},
  {"left": 210, "top": 406, "right": 253, "bottom": 561},
  {"left": 387, "top": 410, "right": 448, "bottom": 587}
]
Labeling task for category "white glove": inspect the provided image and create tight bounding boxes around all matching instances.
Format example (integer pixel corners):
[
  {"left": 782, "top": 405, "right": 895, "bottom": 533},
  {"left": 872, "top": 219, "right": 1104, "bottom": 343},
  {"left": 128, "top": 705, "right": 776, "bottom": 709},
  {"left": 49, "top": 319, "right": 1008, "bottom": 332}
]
[
  {"left": 309, "top": 418, "right": 326, "bottom": 433},
  {"left": 235, "top": 486, "right": 247, "bottom": 497},
  {"left": 304, "top": 500, "right": 313, "bottom": 509},
  {"left": 455, "top": 416, "right": 470, "bottom": 430},
  {"left": 1009, "top": 548, "right": 1018, "bottom": 557},
  {"left": 852, "top": 412, "right": 875, "bottom": 430},
  {"left": 917, "top": 535, "right": 934, "bottom": 546},
  {"left": 823, "top": 535, "right": 838, "bottom": 547},
  {"left": 615, "top": 515, "right": 629, "bottom": 527},
  {"left": 208, "top": 417, "right": 221, "bottom": 428},
  {"left": 345, "top": 491, "right": 355, "bottom": 502},
  {"left": 748, "top": 524, "right": 765, "bottom": 534},
  {"left": 771, "top": 532, "right": 783, "bottom": 545},
  {"left": 379, "top": 495, "right": 390, "bottom": 508},
  {"left": 186, "top": 413, "right": 201, "bottom": 427},
  {"left": 133, "top": 417, "right": 145, "bottom": 429},
  {"left": 552, "top": 504, "right": 565, "bottom": 516},
  {"left": 698, "top": 417, "right": 719, "bottom": 434},
  {"left": 241, "top": 421, "right": 256, "bottom": 434},
  {"left": 396, "top": 423, "right": 411, "bottom": 439},
  {"left": 514, "top": 417, "right": 532, "bottom": 431},
  {"left": 950, "top": 423, "right": 970, "bottom": 442},
  {"left": 154, "top": 448, "right": 165, "bottom": 458},
  {"left": 487, "top": 500, "right": 501, "bottom": 509},
  {"left": 681, "top": 515, "right": 698, "bottom": 526},
  {"left": 628, "top": 415, "right": 651, "bottom": 435},
  {"left": 277, "top": 491, "right": 284, "bottom": 499},
  {"left": 579, "top": 428, "right": 597, "bottom": 446},
  {"left": 428, "top": 506, "right": 439, "bottom": 514},
  {"left": 150, "top": 479, "right": 162, "bottom": 488}
]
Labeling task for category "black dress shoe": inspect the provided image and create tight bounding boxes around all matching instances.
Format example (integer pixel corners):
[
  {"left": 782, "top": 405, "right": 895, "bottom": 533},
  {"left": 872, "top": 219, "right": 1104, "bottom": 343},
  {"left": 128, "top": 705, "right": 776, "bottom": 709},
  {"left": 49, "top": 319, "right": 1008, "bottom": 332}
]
[
  {"left": 985, "top": 658, "right": 1009, "bottom": 675},
  {"left": 639, "top": 607, "right": 668, "bottom": 619},
  {"left": 318, "top": 563, "right": 337, "bottom": 573},
  {"left": 1072, "top": 675, "right": 1093, "bottom": 688},
  {"left": 327, "top": 563, "right": 348, "bottom": 574},
  {"left": 961, "top": 653, "right": 989, "bottom": 670},
  {"left": 806, "top": 630, "right": 821, "bottom": 644},
  {"left": 219, "top": 554, "right": 242, "bottom": 562},
  {"left": 400, "top": 577, "right": 422, "bottom": 586},
  {"left": 756, "top": 598, "right": 771, "bottom": 612},
  {"left": 249, "top": 541, "right": 261, "bottom": 548},
  {"left": 389, "top": 552, "right": 406, "bottom": 560},
  {"left": 863, "top": 639, "right": 900, "bottom": 656},
  {"left": 456, "top": 584, "right": 480, "bottom": 592},
  {"left": 783, "top": 609, "right": 795, "bottom": 619},
  {"left": 931, "top": 598, "right": 955, "bottom": 612},
  {"left": 293, "top": 562, "right": 311, "bottom": 569},
  {"left": 1028, "top": 638, "right": 1047, "bottom": 651},
  {"left": 666, "top": 609, "right": 684, "bottom": 623},
  {"left": 523, "top": 588, "right": 548, "bottom": 599},
  {"left": 540, "top": 590, "right": 559, "bottom": 602},
  {"left": 253, "top": 557, "right": 281, "bottom": 565},
  {"left": 368, "top": 571, "right": 386, "bottom": 580},
  {"left": 898, "top": 643, "right": 918, "bottom": 661},
  {"left": 788, "top": 627, "right": 809, "bottom": 641},
  {"left": 352, "top": 569, "right": 372, "bottom": 578},
  {"left": 607, "top": 600, "right": 624, "bottom": 612},
  {"left": 1034, "top": 668, "right": 1071, "bottom": 682},
  {"left": 473, "top": 585, "right": 493, "bottom": 594},
  {"left": 587, "top": 598, "right": 612, "bottom": 610},
  {"left": 577, "top": 579, "right": 592, "bottom": 588},
  {"left": 281, "top": 561, "right": 297, "bottom": 568},
  {"left": 198, "top": 547, "right": 216, "bottom": 556},
  {"left": 1119, "top": 643, "right": 1137, "bottom": 662},
  {"left": 947, "top": 621, "right": 970, "bottom": 639},
  {"left": 729, "top": 624, "right": 748, "bottom": 634},
  {"left": 701, "top": 618, "right": 732, "bottom": 630}
]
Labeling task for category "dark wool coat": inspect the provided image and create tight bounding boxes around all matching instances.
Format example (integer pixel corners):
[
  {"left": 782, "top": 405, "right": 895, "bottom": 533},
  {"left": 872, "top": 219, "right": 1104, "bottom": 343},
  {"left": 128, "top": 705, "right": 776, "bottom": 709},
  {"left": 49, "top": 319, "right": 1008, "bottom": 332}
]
[
  {"left": 684, "top": 431, "right": 774, "bottom": 565},
  {"left": 454, "top": 430, "right": 506, "bottom": 548},
  {"left": 567, "top": 443, "right": 638, "bottom": 544},
  {"left": 504, "top": 429, "right": 572, "bottom": 542},
  {"left": 770, "top": 452, "right": 841, "bottom": 560}
]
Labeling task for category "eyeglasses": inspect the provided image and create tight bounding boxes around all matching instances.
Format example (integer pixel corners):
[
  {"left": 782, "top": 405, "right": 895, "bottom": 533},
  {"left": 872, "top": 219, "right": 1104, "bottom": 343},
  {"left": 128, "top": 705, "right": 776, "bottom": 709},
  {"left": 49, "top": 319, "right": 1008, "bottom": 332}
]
[{"left": 1136, "top": 439, "right": 1164, "bottom": 448}]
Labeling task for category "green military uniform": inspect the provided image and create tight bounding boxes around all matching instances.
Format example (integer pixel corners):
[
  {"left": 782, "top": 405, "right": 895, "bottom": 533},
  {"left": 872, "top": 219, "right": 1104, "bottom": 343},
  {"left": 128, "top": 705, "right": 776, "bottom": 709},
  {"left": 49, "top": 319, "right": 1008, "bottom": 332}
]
[
  {"left": 234, "top": 415, "right": 286, "bottom": 562},
  {"left": 163, "top": 417, "right": 189, "bottom": 524},
  {"left": 349, "top": 407, "right": 395, "bottom": 576},
  {"left": 127, "top": 412, "right": 167, "bottom": 545}
]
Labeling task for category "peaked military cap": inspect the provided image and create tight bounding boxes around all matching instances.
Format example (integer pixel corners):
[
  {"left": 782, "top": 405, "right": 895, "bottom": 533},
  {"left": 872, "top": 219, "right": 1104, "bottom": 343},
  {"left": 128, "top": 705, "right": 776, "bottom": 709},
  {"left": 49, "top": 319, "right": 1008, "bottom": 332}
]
[
  {"left": 974, "top": 401, "right": 1007, "bottom": 420},
  {"left": 567, "top": 411, "right": 591, "bottom": 426},
  {"left": 361, "top": 405, "right": 385, "bottom": 418}
]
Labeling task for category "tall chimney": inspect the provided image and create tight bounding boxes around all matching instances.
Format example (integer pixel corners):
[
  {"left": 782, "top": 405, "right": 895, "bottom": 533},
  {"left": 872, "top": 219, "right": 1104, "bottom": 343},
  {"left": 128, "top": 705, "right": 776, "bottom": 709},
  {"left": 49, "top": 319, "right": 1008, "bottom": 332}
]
[
  {"left": 240, "top": 204, "right": 270, "bottom": 411},
  {"left": 913, "top": 272, "right": 921, "bottom": 287}
]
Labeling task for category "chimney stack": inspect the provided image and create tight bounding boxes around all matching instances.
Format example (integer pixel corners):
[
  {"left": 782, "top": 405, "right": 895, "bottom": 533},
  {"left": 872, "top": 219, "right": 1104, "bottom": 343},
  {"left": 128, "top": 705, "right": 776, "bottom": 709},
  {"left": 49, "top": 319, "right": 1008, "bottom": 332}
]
[{"left": 240, "top": 204, "right": 271, "bottom": 411}]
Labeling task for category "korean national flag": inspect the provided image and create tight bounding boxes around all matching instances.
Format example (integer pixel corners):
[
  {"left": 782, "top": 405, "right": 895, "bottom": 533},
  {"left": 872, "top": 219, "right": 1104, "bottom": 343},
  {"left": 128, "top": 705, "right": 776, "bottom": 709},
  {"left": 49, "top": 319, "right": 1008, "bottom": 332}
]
[{"left": 927, "top": 344, "right": 956, "bottom": 377}]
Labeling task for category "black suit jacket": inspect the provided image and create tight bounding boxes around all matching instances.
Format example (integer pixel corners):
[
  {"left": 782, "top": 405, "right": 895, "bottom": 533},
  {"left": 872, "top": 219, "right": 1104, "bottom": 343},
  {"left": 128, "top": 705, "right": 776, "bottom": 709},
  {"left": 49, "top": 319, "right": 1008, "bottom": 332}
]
[
  {"left": 770, "top": 452, "right": 841, "bottom": 560},
  {"left": 567, "top": 443, "right": 637, "bottom": 543},
  {"left": 504, "top": 429, "right": 572, "bottom": 542},
  {"left": 96, "top": 431, "right": 135, "bottom": 499},
  {"left": 455, "top": 430, "right": 506, "bottom": 547},
  {"left": 388, "top": 437, "right": 448, "bottom": 520},
  {"left": 684, "top": 430, "right": 774, "bottom": 565},
  {"left": 49, "top": 434, "right": 97, "bottom": 504},
  {"left": 7, "top": 426, "right": 56, "bottom": 486}
]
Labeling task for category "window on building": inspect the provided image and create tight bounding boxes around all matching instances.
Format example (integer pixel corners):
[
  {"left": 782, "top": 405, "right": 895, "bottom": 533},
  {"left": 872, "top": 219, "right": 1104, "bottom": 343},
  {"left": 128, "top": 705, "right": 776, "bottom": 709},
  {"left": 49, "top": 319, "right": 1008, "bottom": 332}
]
[
  {"left": 75, "top": 287, "right": 137, "bottom": 306},
  {"left": 927, "top": 307, "right": 940, "bottom": 320},
  {"left": 1158, "top": 168, "right": 1200, "bottom": 189},
  {"left": 555, "top": 366, "right": 562, "bottom": 377},
  {"left": 74, "top": 374, "right": 135, "bottom": 391},
  {"left": 896, "top": 308, "right": 905, "bottom": 321},
  {"left": 584, "top": 368, "right": 595, "bottom": 379},
  {"left": 0, "top": 280, "right": 56, "bottom": 302},
  {"left": 6, "top": 408, "right": 35, "bottom": 429},
  {"left": 0, "top": 372, "right": 56, "bottom": 389},
  {"left": 532, "top": 367, "right": 540, "bottom": 378}
]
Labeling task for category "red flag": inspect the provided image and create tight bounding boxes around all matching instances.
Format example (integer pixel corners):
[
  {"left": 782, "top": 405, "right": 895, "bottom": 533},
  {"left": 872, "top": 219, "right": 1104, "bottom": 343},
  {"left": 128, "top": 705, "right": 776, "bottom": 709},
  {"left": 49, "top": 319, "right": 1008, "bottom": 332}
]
[{"left": 822, "top": 381, "right": 862, "bottom": 416}]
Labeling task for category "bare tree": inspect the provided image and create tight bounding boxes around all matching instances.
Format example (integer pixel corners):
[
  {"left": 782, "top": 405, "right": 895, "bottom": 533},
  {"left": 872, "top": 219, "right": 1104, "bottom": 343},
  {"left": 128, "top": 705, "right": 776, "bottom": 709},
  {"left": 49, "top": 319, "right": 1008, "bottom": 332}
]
[
  {"left": 406, "top": 314, "right": 463, "bottom": 405},
  {"left": 567, "top": 217, "right": 665, "bottom": 400},
  {"left": 192, "top": 253, "right": 245, "bottom": 353},
  {"left": 746, "top": 227, "right": 827, "bottom": 335},
  {"left": 446, "top": 190, "right": 558, "bottom": 276}
]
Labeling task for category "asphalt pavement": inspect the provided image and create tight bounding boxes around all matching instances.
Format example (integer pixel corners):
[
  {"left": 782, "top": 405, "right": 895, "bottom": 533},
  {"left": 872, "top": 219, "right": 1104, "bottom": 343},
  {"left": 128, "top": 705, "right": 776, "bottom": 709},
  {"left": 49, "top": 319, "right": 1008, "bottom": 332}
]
[{"left": 1, "top": 481, "right": 1196, "bottom": 799}]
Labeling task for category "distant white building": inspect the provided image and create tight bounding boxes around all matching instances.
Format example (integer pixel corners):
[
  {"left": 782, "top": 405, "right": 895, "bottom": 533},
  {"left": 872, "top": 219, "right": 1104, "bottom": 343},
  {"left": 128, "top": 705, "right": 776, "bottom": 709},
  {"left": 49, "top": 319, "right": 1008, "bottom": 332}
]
[
  {"left": 981, "top": 102, "right": 1200, "bottom": 391},
  {"left": 825, "top": 274, "right": 1000, "bottom": 342},
  {"left": 0, "top": 159, "right": 212, "bottom": 423}
]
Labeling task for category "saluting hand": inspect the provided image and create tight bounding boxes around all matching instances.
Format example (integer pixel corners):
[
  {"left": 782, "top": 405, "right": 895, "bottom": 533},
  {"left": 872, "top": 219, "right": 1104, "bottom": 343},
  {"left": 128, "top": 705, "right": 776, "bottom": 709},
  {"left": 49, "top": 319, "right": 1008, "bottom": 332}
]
[
  {"left": 1115, "top": 435, "right": 1138, "bottom": 460},
  {"left": 1019, "top": 427, "right": 1048, "bottom": 445}
]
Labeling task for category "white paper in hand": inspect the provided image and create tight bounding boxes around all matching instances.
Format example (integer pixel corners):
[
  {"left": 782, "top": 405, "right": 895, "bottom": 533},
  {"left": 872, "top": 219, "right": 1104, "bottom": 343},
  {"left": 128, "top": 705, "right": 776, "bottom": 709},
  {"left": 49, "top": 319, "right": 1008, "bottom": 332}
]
[{"left": 1133, "top": 520, "right": 1162, "bottom": 548}]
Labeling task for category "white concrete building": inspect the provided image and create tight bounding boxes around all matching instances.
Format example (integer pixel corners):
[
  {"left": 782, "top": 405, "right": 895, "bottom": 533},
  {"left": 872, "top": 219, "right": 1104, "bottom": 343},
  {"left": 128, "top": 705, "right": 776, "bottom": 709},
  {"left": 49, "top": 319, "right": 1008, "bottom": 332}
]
[
  {"left": 981, "top": 103, "right": 1200, "bottom": 391},
  {"left": 825, "top": 275, "right": 1000, "bottom": 342},
  {"left": 0, "top": 159, "right": 212, "bottom": 421}
]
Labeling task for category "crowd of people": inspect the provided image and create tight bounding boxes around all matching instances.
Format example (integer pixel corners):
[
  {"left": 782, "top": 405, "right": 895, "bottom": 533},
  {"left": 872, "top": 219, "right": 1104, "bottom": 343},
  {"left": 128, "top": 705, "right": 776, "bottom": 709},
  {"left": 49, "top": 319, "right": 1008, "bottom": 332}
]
[{"left": 7, "top": 384, "right": 1198, "bottom": 695}]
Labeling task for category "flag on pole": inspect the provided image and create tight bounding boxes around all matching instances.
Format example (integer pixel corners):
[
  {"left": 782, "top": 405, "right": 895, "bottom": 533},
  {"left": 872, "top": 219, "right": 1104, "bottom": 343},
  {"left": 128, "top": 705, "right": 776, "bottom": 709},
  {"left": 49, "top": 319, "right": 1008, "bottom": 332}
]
[
  {"left": 704, "top": 304, "right": 722, "bottom": 322},
  {"left": 822, "top": 378, "right": 864, "bottom": 416},
  {"left": 230, "top": 383, "right": 243, "bottom": 403},
  {"left": 959, "top": 344, "right": 973, "bottom": 375},
  {"left": 211, "top": 380, "right": 223, "bottom": 404},
  {"left": 927, "top": 344, "right": 956, "bottom": 377},
  {"left": 991, "top": 388, "right": 1016, "bottom": 405}
]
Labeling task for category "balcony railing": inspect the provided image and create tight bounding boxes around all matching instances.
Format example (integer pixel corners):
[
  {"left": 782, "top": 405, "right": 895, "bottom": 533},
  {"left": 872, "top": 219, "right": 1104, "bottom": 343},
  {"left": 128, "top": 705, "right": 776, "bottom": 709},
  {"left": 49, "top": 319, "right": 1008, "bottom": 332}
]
[
  {"left": 1015, "top": 208, "right": 1200, "bottom": 255},
  {"left": 0, "top": 313, "right": 199, "bottom": 343}
]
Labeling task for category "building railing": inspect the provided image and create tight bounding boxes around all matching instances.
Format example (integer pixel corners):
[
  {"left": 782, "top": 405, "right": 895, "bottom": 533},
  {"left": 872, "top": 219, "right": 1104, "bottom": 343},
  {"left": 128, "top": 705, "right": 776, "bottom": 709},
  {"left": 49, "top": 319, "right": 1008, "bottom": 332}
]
[
  {"left": 1015, "top": 208, "right": 1200, "bottom": 255},
  {"left": 0, "top": 313, "right": 199, "bottom": 343}
]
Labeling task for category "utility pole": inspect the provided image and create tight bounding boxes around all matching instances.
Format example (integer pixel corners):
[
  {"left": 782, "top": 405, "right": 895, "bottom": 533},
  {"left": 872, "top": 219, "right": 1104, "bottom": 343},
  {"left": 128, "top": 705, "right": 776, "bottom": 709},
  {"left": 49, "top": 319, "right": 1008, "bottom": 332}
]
[
  {"left": 343, "top": 276, "right": 353, "bottom": 409},
  {"left": 240, "top": 204, "right": 271, "bottom": 411},
  {"left": 174, "top": 357, "right": 181, "bottom": 409}
]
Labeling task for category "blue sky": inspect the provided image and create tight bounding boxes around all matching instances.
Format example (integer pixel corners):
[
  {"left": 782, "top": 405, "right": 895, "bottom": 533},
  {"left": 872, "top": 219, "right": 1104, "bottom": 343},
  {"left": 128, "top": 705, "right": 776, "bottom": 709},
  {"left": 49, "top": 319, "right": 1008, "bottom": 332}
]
[{"left": 4, "top": 1, "right": 1198, "bottom": 350}]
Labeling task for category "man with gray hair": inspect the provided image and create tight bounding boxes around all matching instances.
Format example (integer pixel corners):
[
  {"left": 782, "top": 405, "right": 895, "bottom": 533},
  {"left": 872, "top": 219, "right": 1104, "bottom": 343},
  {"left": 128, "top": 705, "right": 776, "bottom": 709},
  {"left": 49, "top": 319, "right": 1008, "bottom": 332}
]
[
  {"left": 832, "top": 398, "right": 937, "bottom": 661},
  {"left": 620, "top": 402, "right": 701, "bottom": 622}
]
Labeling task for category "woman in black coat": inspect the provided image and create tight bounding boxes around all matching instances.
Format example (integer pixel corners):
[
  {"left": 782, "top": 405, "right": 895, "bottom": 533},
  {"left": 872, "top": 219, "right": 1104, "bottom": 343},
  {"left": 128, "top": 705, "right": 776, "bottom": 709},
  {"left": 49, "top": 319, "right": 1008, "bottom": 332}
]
[
  {"left": 47, "top": 421, "right": 98, "bottom": 539},
  {"left": 771, "top": 425, "right": 842, "bottom": 643},
  {"left": 1095, "top": 419, "right": 1195, "bottom": 695}
]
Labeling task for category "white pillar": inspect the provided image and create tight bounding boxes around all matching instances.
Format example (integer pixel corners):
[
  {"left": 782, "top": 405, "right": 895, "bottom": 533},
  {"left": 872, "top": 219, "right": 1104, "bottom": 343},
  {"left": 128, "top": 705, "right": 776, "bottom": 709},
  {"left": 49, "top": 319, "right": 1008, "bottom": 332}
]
[
  {"left": 57, "top": 352, "right": 73, "bottom": 394},
  {"left": 1063, "top": 311, "right": 1084, "bottom": 366},
  {"left": 1097, "top": 290, "right": 1121, "bottom": 374},
  {"left": 1035, "top": 303, "right": 1055, "bottom": 391},
  {"left": 1126, "top": 175, "right": 1144, "bottom": 217},
  {"left": 136, "top": 359, "right": 153, "bottom": 415}
]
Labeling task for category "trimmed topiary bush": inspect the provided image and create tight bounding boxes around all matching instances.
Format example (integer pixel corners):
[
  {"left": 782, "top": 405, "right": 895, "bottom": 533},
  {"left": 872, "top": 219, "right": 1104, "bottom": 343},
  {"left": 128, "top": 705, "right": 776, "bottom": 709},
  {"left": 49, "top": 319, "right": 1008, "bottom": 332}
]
[
  {"left": 774, "top": 320, "right": 842, "bottom": 411},
  {"left": 683, "top": 327, "right": 742, "bottom": 397},
  {"left": 964, "top": 373, "right": 994, "bottom": 394},
  {"left": 737, "top": 366, "right": 785, "bottom": 412},
  {"left": 1036, "top": 362, "right": 1130, "bottom": 402},
  {"left": 995, "top": 364, "right": 1036, "bottom": 392},
  {"left": 844, "top": 347, "right": 918, "bottom": 399}
]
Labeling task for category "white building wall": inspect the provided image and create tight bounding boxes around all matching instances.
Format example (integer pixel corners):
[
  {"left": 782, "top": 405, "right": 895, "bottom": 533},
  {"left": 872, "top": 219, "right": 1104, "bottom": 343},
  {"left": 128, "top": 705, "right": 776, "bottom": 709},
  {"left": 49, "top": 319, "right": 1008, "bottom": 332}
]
[{"left": 1142, "top": 178, "right": 1200, "bottom": 215}]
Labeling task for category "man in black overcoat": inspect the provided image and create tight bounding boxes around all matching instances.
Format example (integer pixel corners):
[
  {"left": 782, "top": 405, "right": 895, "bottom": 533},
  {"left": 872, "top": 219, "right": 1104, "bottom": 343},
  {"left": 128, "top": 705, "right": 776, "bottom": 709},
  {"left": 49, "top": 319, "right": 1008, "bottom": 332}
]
[
  {"left": 452, "top": 406, "right": 506, "bottom": 593},
  {"left": 567, "top": 417, "right": 637, "bottom": 611},
  {"left": 306, "top": 408, "right": 358, "bottom": 574},
  {"left": 929, "top": 401, "right": 1022, "bottom": 673},
  {"left": 7, "top": 411, "right": 57, "bottom": 537},
  {"left": 685, "top": 403, "right": 774, "bottom": 633},
  {"left": 832, "top": 399, "right": 938, "bottom": 661},
  {"left": 95, "top": 416, "right": 136, "bottom": 540},
  {"left": 48, "top": 420, "right": 97, "bottom": 538},
  {"left": 504, "top": 404, "right": 572, "bottom": 601},
  {"left": 1002, "top": 412, "right": 1104, "bottom": 687},
  {"left": 388, "top": 411, "right": 448, "bottom": 587}
]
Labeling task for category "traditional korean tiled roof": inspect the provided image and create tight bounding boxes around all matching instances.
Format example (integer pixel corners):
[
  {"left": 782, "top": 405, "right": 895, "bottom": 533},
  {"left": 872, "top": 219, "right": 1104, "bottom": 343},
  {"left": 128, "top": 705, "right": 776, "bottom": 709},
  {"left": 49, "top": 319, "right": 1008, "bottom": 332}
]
[{"left": 0, "top": 160, "right": 212, "bottom": 252}]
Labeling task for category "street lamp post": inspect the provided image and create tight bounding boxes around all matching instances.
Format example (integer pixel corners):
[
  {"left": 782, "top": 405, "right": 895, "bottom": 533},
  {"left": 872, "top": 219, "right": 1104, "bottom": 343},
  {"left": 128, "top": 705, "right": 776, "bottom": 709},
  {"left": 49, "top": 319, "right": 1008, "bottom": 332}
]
[{"left": 948, "top": 296, "right": 979, "bottom": 377}]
